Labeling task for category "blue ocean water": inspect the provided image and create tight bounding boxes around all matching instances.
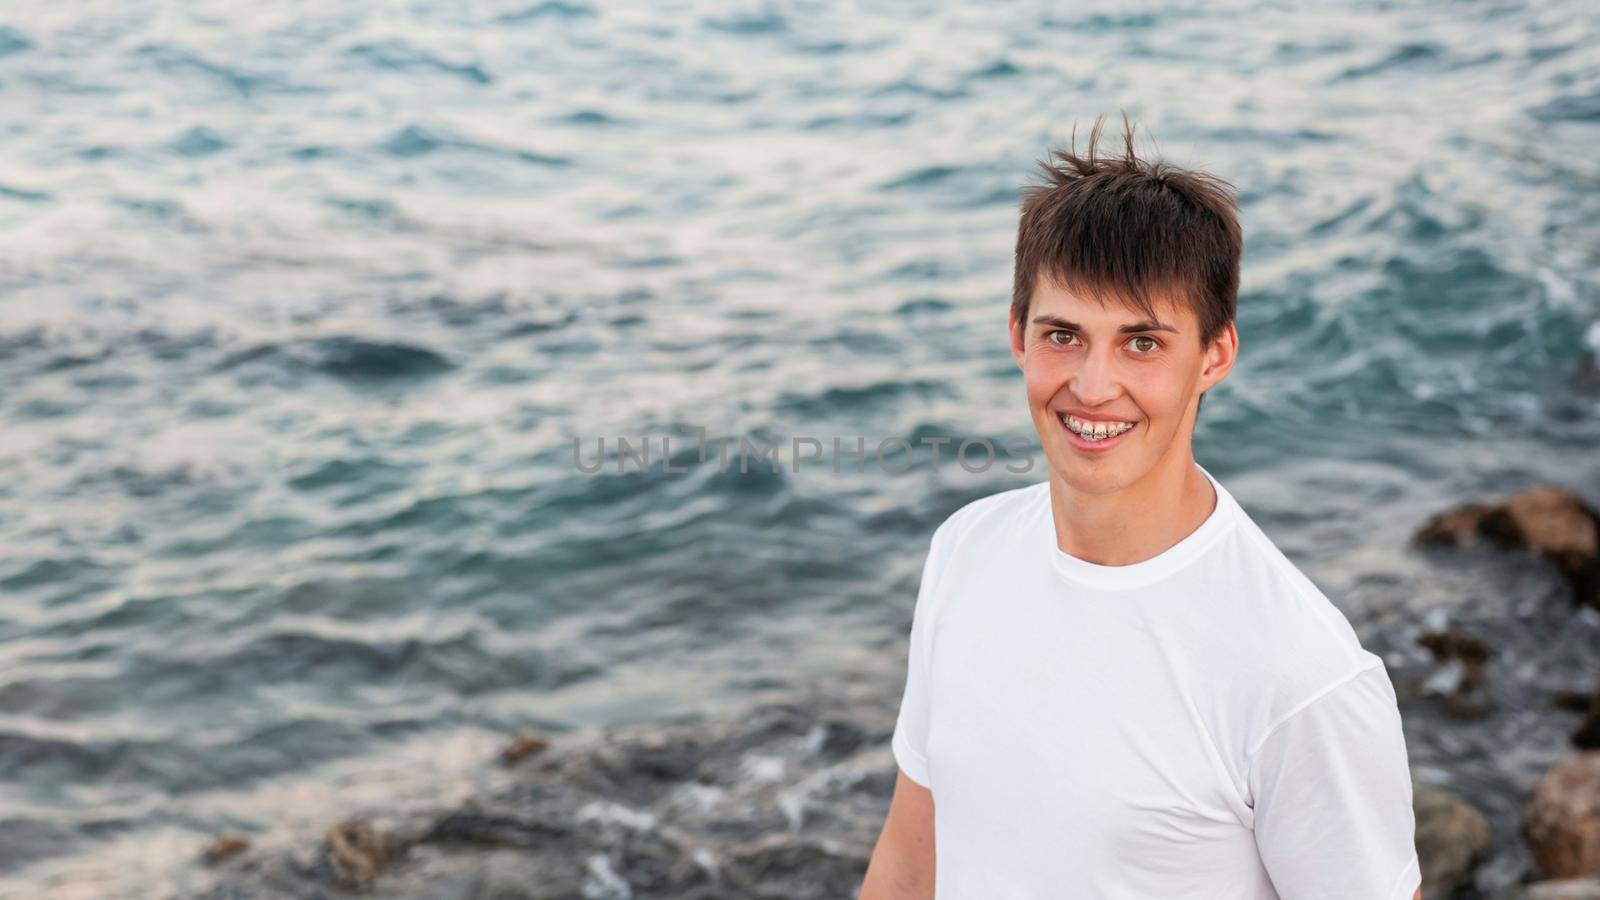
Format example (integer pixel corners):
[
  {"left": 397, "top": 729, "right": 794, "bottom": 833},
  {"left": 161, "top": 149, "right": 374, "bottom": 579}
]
[{"left": 0, "top": 0, "right": 1597, "bottom": 894}]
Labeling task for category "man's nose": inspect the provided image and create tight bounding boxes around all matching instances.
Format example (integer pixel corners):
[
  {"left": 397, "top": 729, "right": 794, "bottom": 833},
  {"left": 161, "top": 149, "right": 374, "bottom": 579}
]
[{"left": 1071, "top": 348, "right": 1121, "bottom": 406}]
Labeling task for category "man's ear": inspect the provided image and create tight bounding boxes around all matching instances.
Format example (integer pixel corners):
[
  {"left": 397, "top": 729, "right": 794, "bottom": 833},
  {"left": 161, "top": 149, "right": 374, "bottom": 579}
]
[
  {"left": 1198, "top": 321, "right": 1239, "bottom": 393},
  {"left": 1009, "top": 311, "right": 1026, "bottom": 371}
]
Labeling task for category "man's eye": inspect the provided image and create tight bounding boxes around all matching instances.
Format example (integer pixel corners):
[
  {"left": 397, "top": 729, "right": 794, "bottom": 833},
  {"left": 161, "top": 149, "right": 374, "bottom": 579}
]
[{"left": 1046, "top": 332, "right": 1158, "bottom": 351}]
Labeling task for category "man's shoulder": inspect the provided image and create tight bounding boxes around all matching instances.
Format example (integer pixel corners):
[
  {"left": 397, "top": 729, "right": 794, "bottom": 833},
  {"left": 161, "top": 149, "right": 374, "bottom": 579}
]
[
  {"left": 1217, "top": 508, "right": 1386, "bottom": 709},
  {"left": 1181, "top": 503, "right": 1393, "bottom": 782},
  {"left": 1226, "top": 510, "right": 1340, "bottom": 607}
]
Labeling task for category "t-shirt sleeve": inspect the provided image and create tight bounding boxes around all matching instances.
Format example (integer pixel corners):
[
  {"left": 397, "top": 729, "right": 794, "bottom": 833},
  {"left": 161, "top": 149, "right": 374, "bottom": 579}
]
[
  {"left": 891, "top": 518, "right": 956, "bottom": 790},
  {"left": 1248, "top": 663, "right": 1421, "bottom": 900}
]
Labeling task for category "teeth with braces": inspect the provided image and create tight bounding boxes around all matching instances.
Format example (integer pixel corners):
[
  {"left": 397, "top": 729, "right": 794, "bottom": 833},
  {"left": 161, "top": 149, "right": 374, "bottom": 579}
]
[{"left": 1059, "top": 413, "right": 1135, "bottom": 441}]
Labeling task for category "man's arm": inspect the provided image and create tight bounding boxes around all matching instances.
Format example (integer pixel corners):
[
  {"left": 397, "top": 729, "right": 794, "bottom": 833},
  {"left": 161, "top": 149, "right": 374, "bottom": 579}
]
[
  {"left": 1414, "top": 889, "right": 1422, "bottom": 900},
  {"left": 859, "top": 770, "right": 935, "bottom": 899},
  {"left": 1250, "top": 665, "right": 1422, "bottom": 899}
]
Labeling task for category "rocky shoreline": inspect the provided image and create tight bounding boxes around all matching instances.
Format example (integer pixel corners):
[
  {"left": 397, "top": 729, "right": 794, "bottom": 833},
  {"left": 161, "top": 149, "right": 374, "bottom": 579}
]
[
  {"left": 1409, "top": 486, "right": 1600, "bottom": 898},
  {"left": 192, "top": 680, "right": 904, "bottom": 899},
  {"left": 190, "top": 486, "right": 1600, "bottom": 900}
]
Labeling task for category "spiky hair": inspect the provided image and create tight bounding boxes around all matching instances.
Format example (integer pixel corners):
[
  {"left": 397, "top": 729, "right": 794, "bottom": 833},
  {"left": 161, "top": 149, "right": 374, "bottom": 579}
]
[{"left": 1011, "top": 111, "right": 1242, "bottom": 351}]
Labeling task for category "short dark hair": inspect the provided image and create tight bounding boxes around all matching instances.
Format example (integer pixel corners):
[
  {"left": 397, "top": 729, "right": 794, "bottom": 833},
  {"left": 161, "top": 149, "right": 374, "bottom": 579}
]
[{"left": 1011, "top": 112, "right": 1242, "bottom": 414}]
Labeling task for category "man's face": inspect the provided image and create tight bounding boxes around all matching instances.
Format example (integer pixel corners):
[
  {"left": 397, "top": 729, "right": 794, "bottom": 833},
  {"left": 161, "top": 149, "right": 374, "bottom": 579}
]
[{"left": 1009, "top": 276, "right": 1237, "bottom": 495}]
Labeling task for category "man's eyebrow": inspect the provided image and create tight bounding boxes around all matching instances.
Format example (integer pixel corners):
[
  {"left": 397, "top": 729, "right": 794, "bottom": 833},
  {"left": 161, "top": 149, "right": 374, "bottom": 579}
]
[{"left": 1030, "top": 315, "right": 1179, "bottom": 334}]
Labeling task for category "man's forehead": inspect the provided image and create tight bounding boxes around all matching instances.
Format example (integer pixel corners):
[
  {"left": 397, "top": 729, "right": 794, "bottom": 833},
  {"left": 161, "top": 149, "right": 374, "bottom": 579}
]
[{"left": 1031, "top": 280, "right": 1191, "bottom": 328}]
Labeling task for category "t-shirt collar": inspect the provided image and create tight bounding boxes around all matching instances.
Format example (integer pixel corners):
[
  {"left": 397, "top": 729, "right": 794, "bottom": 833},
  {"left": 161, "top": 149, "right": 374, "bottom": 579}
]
[{"left": 1041, "top": 462, "right": 1240, "bottom": 591}]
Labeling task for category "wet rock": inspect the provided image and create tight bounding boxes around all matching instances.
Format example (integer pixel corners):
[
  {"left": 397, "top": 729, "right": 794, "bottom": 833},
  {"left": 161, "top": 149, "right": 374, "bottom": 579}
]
[
  {"left": 421, "top": 807, "right": 571, "bottom": 849},
  {"left": 576, "top": 819, "right": 719, "bottom": 897},
  {"left": 578, "top": 726, "right": 718, "bottom": 806},
  {"left": 1525, "top": 753, "right": 1600, "bottom": 880},
  {"left": 1416, "top": 780, "right": 1493, "bottom": 898},
  {"left": 1575, "top": 354, "right": 1600, "bottom": 394},
  {"left": 1416, "top": 503, "right": 1498, "bottom": 547},
  {"left": 1417, "top": 629, "right": 1496, "bottom": 718},
  {"left": 809, "top": 719, "right": 867, "bottom": 758},
  {"left": 1417, "top": 630, "right": 1494, "bottom": 668},
  {"left": 500, "top": 733, "right": 550, "bottom": 765},
  {"left": 1550, "top": 684, "right": 1600, "bottom": 751},
  {"left": 326, "top": 819, "right": 410, "bottom": 890},
  {"left": 720, "top": 832, "right": 872, "bottom": 899},
  {"left": 1576, "top": 692, "right": 1600, "bottom": 751},
  {"left": 1416, "top": 487, "right": 1600, "bottom": 609},
  {"left": 201, "top": 834, "right": 250, "bottom": 865},
  {"left": 1556, "top": 690, "right": 1596, "bottom": 714}
]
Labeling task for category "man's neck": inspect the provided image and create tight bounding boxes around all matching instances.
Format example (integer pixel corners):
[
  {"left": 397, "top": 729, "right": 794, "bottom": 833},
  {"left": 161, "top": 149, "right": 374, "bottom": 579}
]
[{"left": 1047, "top": 453, "right": 1218, "bottom": 567}]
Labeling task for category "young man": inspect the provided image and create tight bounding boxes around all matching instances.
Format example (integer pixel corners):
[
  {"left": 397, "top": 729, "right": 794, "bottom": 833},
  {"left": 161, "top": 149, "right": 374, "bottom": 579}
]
[{"left": 861, "top": 116, "right": 1422, "bottom": 899}]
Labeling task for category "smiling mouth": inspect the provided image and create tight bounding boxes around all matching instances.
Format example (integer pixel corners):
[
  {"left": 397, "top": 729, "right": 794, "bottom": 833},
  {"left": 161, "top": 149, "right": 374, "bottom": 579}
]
[{"left": 1057, "top": 412, "right": 1137, "bottom": 447}]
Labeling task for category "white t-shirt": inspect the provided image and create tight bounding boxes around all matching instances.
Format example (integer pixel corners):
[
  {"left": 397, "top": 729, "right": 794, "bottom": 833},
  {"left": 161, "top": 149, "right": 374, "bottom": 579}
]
[{"left": 892, "top": 463, "right": 1421, "bottom": 900}]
